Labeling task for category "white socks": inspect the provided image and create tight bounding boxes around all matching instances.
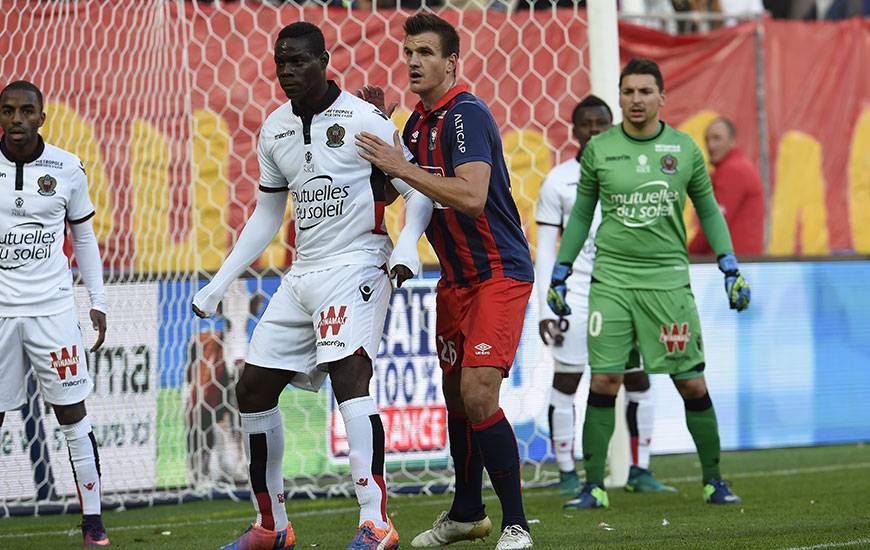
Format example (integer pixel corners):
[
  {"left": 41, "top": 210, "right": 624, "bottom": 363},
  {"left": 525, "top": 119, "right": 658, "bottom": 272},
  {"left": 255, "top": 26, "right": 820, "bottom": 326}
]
[
  {"left": 339, "top": 396, "right": 388, "bottom": 529},
  {"left": 241, "top": 406, "right": 289, "bottom": 531},
  {"left": 60, "top": 417, "right": 102, "bottom": 515},
  {"left": 626, "top": 389, "right": 654, "bottom": 470},
  {"left": 549, "top": 388, "right": 576, "bottom": 473}
]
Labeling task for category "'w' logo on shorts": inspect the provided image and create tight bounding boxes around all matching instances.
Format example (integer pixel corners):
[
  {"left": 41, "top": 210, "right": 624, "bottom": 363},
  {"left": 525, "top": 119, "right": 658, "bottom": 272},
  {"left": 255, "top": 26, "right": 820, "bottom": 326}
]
[
  {"left": 50, "top": 346, "right": 79, "bottom": 380},
  {"left": 659, "top": 323, "right": 690, "bottom": 354},
  {"left": 318, "top": 305, "right": 347, "bottom": 339}
]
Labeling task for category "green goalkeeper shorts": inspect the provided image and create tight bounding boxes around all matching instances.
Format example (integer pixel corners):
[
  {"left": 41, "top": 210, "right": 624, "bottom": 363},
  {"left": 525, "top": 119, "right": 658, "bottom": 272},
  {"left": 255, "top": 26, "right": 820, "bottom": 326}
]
[{"left": 587, "top": 280, "right": 705, "bottom": 380}]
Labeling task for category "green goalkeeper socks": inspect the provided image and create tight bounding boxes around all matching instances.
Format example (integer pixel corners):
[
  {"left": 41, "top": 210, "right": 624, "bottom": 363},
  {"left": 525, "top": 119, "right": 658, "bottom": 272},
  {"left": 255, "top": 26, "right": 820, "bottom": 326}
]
[
  {"left": 582, "top": 392, "right": 617, "bottom": 486},
  {"left": 684, "top": 392, "right": 722, "bottom": 481}
]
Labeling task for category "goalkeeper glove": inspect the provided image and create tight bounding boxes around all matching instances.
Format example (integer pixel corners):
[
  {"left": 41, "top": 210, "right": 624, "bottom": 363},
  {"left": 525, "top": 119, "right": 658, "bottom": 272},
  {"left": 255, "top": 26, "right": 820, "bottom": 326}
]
[
  {"left": 717, "top": 253, "right": 751, "bottom": 312},
  {"left": 547, "top": 262, "right": 573, "bottom": 316}
]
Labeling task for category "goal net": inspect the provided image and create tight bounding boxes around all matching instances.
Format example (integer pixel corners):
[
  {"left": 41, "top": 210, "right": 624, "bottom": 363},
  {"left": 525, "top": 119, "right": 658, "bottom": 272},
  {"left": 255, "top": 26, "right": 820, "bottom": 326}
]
[{"left": 0, "top": 0, "right": 594, "bottom": 514}]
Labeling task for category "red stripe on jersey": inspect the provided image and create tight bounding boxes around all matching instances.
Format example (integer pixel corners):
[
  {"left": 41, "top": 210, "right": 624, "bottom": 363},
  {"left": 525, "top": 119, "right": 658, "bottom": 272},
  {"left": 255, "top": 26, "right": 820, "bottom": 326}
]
[
  {"left": 373, "top": 200, "right": 387, "bottom": 235},
  {"left": 429, "top": 212, "right": 457, "bottom": 282},
  {"left": 429, "top": 113, "right": 479, "bottom": 282},
  {"left": 474, "top": 214, "right": 505, "bottom": 279},
  {"left": 443, "top": 209, "right": 478, "bottom": 284}
]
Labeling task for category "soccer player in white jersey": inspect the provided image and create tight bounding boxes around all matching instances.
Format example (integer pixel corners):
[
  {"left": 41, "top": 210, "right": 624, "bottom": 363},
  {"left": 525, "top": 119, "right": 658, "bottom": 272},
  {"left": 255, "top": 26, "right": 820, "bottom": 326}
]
[
  {"left": 193, "top": 23, "right": 433, "bottom": 550},
  {"left": 535, "top": 95, "right": 674, "bottom": 496},
  {"left": 0, "top": 80, "right": 109, "bottom": 547}
]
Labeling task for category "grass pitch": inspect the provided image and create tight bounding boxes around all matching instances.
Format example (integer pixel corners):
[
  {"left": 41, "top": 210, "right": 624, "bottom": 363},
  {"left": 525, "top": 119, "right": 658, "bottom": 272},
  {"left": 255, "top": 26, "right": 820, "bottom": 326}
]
[{"left": 1, "top": 444, "right": 868, "bottom": 549}]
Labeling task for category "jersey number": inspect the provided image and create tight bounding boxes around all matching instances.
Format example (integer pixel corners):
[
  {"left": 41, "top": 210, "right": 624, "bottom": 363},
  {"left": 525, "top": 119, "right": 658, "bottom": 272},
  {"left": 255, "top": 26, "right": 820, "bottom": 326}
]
[
  {"left": 437, "top": 336, "right": 458, "bottom": 366},
  {"left": 588, "top": 310, "right": 603, "bottom": 337}
]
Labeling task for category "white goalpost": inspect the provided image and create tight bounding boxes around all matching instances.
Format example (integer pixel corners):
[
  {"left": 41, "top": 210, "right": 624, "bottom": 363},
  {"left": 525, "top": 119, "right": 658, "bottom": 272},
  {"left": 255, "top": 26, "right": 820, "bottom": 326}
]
[
  {"left": 0, "top": 0, "right": 623, "bottom": 514},
  {"left": 586, "top": 0, "right": 631, "bottom": 490}
]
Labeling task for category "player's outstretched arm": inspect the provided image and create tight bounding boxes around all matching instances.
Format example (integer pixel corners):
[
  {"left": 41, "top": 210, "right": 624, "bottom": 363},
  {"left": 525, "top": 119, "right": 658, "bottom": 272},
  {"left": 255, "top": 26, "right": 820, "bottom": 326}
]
[
  {"left": 70, "top": 218, "right": 108, "bottom": 351},
  {"left": 192, "top": 190, "right": 288, "bottom": 318},
  {"left": 388, "top": 183, "right": 433, "bottom": 287}
]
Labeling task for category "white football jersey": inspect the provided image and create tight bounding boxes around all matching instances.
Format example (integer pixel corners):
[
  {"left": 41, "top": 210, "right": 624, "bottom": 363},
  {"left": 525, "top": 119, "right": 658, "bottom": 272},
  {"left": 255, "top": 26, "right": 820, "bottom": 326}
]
[
  {"left": 257, "top": 83, "right": 414, "bottom": 274},
  {"left": 0, "top": 138, "right": 95, "bottom": 316},
  {"left": 535, "top": 158, "right": 602, "bottom": 279}
]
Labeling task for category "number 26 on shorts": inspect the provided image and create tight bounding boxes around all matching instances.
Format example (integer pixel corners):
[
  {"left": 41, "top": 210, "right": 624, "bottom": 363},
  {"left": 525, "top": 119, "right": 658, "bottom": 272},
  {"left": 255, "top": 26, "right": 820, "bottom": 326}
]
[{"left": 438, "top": 336, "right": 458, "bottom": 366}]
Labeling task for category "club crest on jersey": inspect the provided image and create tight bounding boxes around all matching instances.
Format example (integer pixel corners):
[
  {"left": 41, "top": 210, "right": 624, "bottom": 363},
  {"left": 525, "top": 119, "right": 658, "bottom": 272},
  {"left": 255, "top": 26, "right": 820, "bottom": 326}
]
[
  {"left": 660, "top": 323, "right": 690, "bottom": 353},
  {"left": 428, "top": 127, "right": 438, "bottom": 151},
  {"left": 660, "top": 154, "right": 678, "bottom": 175},
  {"left": 37, "top": 174, "right": 57, "bottom": 196},
  {"left": 326, "top": 124, "right": 345, "bottom": 148}
]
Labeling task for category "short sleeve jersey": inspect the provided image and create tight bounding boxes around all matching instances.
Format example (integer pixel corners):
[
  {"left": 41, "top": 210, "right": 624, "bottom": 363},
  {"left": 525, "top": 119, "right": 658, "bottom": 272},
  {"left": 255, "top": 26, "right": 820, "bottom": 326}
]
[
  {"left": 579, "top": 123, "right": 713, "bottom": 289},
  {"left": 0, "top": 137, "right": 96, "bottom": 316},
  {"left": 257, "top": 81, "right": 414, "bottom": 273},
  {"left": 403, "top": 85, "right": 533, "bottom": 287},
  {"left": 535, "top": 158, "right": 603, "bottom": 280}
]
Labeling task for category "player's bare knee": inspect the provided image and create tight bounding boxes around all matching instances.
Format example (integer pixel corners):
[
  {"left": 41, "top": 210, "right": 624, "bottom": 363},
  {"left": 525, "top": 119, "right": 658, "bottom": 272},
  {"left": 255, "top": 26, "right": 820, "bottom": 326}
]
[
  {"left": 53, "top": 401, "right": 87, "bottom": 425},
  {"left": 553, "top": 372, "right": 582, "bottom": 394},
  {"left": 590, "top": 373, "right": 622, "bottom": 395},
  {"left": 460, "top": 379, "right": 500, "bottom": 424},
  {"left": 623, "top": 371, "right": 650, "bottom": 392},
  {"left": 674, "top": 376, "right": 708, "bottom": 400},
  {"left": 235, "top": 370, "right": 271, "bottom": 412},
  {"left": 329, "top": 355, "right": 373, "bottom": 403}
]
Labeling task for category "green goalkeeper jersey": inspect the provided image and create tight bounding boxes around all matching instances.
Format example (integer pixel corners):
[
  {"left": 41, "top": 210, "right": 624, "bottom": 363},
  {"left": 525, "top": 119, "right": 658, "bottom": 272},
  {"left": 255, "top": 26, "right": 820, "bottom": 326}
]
[{"left": 557, "top": 122, "right": 733, "bottom": 290}]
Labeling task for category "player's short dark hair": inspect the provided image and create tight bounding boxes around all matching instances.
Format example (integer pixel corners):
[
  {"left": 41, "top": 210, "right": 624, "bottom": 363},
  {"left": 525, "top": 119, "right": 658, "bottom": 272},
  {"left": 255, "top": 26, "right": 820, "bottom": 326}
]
[
  {"left": 0, "top": 80, "right": 43, "bottom": 110},
  {"left": 572, "top": 95, "right": 613, "bottom": 123},
  {"left": 711, "top": 116, "right": 737, "bottom": 138},
  {"left": 276, "top": 22, "right": 325, "bottom": 55},
  {"left": 619, "top": 58, "right": 665, "bottom": 93},
  {"left": 403, "top": 13, "right": 460, "bottom": 58}
]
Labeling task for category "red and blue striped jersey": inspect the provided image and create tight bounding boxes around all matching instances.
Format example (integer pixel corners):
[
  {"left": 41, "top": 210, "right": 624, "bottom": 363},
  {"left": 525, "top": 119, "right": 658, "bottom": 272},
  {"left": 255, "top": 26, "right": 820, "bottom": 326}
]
[{"left": 404, "top": 85, "right": 533, "bottom": 287}]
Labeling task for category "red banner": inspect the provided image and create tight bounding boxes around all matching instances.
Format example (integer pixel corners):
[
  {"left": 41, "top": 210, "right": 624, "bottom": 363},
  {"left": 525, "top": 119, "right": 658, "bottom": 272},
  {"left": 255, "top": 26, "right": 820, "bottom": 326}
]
[{"left": 2, "top": 3, "right": 868, "bottom": 269}]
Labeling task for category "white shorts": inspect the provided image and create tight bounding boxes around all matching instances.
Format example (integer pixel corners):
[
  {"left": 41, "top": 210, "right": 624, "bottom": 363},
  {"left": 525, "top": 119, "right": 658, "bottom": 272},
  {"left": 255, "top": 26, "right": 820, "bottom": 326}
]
[
  {"left": 550, "top": 288, "right": 589, "bottom": 373},
  {"left": 246, "top": 264, "right": 391, "bottom": 392},
  {"left": 0, "top": 308, "right": 92, "bottom": 412},
  {"left": 549, "top": 288, "right": 643, "bottom": 375}
]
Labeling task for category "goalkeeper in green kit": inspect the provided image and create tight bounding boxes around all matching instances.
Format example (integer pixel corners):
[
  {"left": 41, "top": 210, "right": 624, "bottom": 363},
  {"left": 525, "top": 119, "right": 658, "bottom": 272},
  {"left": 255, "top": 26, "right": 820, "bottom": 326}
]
[{"left": 547, "top": 58, "right": 750, "bottom": 509}]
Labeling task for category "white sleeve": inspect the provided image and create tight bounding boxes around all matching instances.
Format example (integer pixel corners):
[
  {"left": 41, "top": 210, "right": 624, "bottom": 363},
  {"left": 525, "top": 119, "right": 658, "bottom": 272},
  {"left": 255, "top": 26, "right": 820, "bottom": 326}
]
[
  {"left": 388, "top": 187, "right": 433, "bottom": 276},
  {"left": 535, "top": 174, "right": 562, "bottom": 228},
  {"left": 193, "top": 190, "right": 288, "bottom": 316},
  {"left": 257, "top": 129, "right": 288, "bottom": 190},
  {"left": 67, "top": 160, "right": 96, "bottom": 223},
  {"left": 535, "top": 223, "right": 559, "bottom": 321},
  {"left": 371, "top": 111, "right": 415, "bottom": 162},
  {"left": 69, "top": 218, "right": 107, "bottom": 313}
]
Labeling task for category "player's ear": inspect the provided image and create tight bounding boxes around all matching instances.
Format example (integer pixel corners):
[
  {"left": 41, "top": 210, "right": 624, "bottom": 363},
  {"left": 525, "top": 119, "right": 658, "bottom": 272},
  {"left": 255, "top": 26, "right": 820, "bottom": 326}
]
[
  {"left": 37, "top": 110, "right": 46, "bottom": 129},
  {"left": 320, "top": 51, "right": 330, "bottom": 70},
  {"left": 446, "top": 53, "right": 458, "bottom": 76}
]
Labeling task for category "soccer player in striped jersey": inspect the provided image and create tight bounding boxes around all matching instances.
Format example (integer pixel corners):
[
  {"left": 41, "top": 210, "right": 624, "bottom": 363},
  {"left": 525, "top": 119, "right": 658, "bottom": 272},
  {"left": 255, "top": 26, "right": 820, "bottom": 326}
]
[
  {"left": 0, "top": 80, "right": 109, "bottom": 547},
  {"left": 356, "top": 13, "right": 534, "bottom": 550}
]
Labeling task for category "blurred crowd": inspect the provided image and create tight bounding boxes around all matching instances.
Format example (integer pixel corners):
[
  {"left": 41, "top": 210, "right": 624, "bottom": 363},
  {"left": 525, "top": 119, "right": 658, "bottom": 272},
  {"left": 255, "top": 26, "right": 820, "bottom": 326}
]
[{"left": 206, "top": 0, "right": 869, "bottom": 20}]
